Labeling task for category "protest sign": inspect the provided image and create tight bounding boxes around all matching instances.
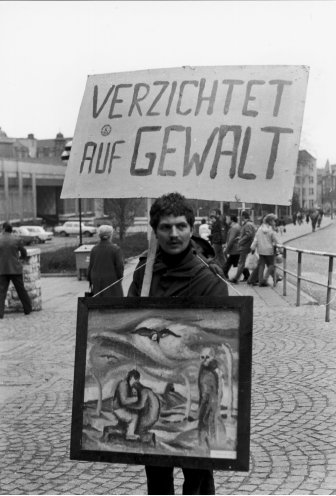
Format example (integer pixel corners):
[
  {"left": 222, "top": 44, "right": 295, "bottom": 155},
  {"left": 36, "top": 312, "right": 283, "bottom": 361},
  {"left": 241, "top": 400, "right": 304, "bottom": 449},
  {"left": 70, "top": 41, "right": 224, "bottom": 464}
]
[{"left": 61, "top": 65, "right": 309, "bottom": 204}]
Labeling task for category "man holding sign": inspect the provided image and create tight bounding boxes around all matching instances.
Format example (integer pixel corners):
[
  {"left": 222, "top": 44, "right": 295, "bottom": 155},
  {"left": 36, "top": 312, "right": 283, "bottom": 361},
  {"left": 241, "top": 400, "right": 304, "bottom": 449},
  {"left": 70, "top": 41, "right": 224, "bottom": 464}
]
[{"left": 128, "top": 192, "right": 228, "bottom": 494}]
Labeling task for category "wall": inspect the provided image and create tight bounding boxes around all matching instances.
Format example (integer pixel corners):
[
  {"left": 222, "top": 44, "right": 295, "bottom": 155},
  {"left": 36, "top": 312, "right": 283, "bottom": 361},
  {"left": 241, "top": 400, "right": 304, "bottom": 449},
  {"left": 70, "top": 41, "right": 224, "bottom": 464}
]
[{"left": 5, "top": 247, "right": 42, "bottom": 313}]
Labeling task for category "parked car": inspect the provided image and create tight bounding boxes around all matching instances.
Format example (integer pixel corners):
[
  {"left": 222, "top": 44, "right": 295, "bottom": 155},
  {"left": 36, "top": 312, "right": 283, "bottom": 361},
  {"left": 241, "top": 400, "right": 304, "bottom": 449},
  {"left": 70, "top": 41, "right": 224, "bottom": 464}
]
[
  {"left": 24, "top": 226, "right": 54, "bottom": 243},
  {"left": 12, "top": 226, "right": 34, "bottom": 245},
  {"left": 13, "top": 226, "right": 53, "bottom": 245},
  {"left": 54, "top": 221, "right": 97, "bottom": 237},
  {"left": 13, "top": 226, "right": 54, "bottom": 245}
]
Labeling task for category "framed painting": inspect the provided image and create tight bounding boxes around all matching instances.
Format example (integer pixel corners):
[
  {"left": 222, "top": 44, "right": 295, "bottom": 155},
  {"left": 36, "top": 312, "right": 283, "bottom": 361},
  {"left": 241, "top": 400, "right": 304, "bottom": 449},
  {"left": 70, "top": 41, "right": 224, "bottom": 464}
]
[{"left": 70, "top": 296, "right": 253, "bottom": 471}]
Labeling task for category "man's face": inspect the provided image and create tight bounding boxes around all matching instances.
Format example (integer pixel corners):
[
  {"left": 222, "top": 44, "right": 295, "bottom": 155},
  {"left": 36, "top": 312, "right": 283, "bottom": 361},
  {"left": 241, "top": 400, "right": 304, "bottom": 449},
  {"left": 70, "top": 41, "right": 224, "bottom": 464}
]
[{"left": 155, "top": 214, "right": 192, "bottom": 255}]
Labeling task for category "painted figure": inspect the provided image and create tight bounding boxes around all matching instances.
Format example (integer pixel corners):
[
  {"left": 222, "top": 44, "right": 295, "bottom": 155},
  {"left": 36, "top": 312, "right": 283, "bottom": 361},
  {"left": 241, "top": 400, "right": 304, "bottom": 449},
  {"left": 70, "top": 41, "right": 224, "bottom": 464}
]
[
  {"left": 112, "top": 369, "right": 160, "bottom": 442},
  {"left": 112, "top": 369, "right": 142, "bottom": 440},
  {"left": 198, "top": 347, "right": 223, "bottom": 447}
]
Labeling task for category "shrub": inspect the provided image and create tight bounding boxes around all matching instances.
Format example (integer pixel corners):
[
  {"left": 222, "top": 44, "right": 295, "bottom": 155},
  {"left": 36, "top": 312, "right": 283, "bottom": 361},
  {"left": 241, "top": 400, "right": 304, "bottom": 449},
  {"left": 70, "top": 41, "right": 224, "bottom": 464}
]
[
  {"left": 40, "top": 233, "right": 148, "bottom": 273},
  {"left": 40, "top": 246, "right": 76, "bottom": 273}
]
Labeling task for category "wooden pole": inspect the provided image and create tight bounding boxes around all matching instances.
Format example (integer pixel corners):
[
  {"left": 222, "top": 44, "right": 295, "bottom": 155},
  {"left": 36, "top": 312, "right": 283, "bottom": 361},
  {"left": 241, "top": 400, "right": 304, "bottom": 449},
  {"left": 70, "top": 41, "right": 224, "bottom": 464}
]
[
  {"left": 141, "top": 231, "right": 157, "bottom": 296},
  {"left": 141, "top": 198, "right": 157, "bottom": 296}
]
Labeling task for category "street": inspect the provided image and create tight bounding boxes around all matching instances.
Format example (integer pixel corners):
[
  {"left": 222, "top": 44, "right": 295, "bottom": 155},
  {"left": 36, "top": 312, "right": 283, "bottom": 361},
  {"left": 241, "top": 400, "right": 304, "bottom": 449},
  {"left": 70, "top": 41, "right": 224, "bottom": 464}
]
[{"left": 0, "top": 222, "right": 336, "bottom": 494}]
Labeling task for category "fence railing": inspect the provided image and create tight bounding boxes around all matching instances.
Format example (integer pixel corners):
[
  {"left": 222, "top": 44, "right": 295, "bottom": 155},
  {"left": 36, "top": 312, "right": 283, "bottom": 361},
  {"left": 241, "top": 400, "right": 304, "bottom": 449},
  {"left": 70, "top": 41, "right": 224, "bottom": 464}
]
[{"left": 275, "top": 245, "right": 336, "bottom": 322}]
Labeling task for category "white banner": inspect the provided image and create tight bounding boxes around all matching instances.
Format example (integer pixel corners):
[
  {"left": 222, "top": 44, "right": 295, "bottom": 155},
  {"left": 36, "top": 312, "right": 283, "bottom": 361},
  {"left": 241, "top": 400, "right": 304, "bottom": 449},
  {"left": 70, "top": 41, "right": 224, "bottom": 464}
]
[{"left": 61, "top": 65, "right": 309, "bottom": 204}]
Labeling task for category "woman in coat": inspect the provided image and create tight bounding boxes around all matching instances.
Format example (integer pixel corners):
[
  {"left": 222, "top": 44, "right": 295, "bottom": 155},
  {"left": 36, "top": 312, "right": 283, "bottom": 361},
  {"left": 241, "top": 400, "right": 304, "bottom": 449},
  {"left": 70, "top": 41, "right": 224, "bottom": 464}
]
[{"left": 87, "top": 225, "right": 124, "bottom": 297}]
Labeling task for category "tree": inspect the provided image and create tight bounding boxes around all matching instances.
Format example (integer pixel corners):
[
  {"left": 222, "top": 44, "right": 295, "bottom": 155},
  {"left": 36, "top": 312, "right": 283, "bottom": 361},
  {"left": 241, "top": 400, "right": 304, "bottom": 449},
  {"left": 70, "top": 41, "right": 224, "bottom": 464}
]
[
  {"left": 291, "top": 190, "right": 300, "bottom": 213},
  {"left": 104, "top": 198, "right": 142, "bottom": 241}
]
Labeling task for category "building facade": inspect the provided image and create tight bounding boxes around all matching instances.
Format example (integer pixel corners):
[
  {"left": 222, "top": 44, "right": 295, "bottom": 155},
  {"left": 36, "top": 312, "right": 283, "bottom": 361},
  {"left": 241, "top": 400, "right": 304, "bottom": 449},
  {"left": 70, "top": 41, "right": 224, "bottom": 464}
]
[
  {"left": 293, "top": 149, "right": 317, "bottom": 210},
  {"left": 317, "top": 161, "right": 336, "bottom": 214},
  {"left": 0, "top": 128, "right": 96, "bottom": 225}
]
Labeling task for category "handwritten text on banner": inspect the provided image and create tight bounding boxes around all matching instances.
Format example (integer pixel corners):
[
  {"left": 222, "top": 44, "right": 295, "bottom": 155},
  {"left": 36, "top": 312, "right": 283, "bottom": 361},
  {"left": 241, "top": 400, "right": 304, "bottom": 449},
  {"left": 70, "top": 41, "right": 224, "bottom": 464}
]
[{"left": 61, "top": 65, "right": 309, "bottom": 204}]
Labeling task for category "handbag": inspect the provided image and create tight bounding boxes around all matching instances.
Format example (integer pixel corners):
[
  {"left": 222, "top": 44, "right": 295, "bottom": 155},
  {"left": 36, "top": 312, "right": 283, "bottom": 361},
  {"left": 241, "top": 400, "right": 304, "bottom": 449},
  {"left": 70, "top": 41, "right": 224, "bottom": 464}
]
[{"left": 245, "top": 252, "right": 259, "bottom": 270}]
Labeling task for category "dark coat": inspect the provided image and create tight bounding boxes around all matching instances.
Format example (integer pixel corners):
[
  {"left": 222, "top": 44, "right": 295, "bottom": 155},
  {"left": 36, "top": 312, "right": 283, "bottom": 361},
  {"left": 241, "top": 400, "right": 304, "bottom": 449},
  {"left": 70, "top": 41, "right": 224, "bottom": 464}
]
[
  {"left": 238, "top": 221, "right": 256, "bottom": 253},
  {"left": 210, "top": 219, "right": 223, "bottom": 245},
  {"left": 0, "top": 233, "right": 27, "bottom": 274},
  {"left": 87, "top": 240, "right": 124, "bottom": 297},
  {"left": 127, "top": 245, "right": 228, "bottom": 297}
]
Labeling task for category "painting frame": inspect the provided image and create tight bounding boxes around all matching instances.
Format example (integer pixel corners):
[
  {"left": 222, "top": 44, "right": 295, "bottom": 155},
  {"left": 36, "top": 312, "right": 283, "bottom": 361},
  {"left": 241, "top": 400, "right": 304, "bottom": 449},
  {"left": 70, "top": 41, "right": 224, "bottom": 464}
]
[{"left": 70, "top": 296, "right": 253, "bottom": 471}]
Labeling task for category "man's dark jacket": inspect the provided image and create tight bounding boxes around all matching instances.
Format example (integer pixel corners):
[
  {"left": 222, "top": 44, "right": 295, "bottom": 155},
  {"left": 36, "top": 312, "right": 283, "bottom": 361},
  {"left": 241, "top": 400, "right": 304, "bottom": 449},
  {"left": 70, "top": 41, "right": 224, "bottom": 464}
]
[
  {"left": 127, "top": 244, "right": 228, "bottom": 297},
  {"left": 0, "top": 233, "right": 27, "bottom": 274},
  {"left": 210, "top": 219, "right": 223, "bottom": 245}
]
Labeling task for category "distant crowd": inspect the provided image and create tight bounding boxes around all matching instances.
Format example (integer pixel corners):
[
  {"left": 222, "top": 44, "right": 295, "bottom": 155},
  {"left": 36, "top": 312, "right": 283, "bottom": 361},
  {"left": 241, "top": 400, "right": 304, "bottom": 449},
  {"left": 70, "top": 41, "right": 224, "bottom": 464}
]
[{"left": 292, "top": 207, "right": 324, "bottom": 232}]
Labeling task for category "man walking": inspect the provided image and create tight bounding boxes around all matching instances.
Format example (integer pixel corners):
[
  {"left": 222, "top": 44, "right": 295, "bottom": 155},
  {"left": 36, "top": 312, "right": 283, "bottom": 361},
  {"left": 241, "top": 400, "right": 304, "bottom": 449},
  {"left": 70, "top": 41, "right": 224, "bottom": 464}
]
[
  {"left": 229, "top": 211, "right": 256, "bottom": 284},
  {"left": 0, "top": 222, "right": 32, "bottom": 318},
  {"left": 209, "top": 209, "right": 225, "bottom": 270},
  {"left": 128, "top": 192, "right": 228, "bottom": 495},
  {"left": 223, "top": 215, "right": 241, "bottom": 279}
]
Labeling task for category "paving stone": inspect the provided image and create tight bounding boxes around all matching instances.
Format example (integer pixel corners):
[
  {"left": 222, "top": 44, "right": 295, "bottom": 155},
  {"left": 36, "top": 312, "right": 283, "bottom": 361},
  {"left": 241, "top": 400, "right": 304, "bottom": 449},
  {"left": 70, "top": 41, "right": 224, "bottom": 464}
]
[{"left": 1, "top": 251, "right": 336, "bottom": 495}]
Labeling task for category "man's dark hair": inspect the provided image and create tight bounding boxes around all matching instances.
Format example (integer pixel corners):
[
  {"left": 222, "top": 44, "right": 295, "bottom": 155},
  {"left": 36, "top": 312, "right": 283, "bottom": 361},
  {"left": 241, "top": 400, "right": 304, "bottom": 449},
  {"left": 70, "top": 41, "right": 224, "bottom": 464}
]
[
  {"left": 127, "top": 369, "right": 140, "bottom": 381},
  {"left": 149, "top": 192, "right": 195, "bottom": 231},
  {"left": 3, "top": 222, "right": 12, "bottom": 233},
  {"left": 230, "top": 215, "right": 238, "bottom": 223},
  {"left": 241, "top": 210, "right": 250, "bottom": 220}
]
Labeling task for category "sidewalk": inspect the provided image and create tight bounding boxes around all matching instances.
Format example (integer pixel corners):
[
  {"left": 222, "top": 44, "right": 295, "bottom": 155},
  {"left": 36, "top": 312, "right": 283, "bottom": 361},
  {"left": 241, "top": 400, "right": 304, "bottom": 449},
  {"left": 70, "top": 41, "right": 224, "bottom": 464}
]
[{"left": 0, "top": 225, "right": 335, "bottom": 495}]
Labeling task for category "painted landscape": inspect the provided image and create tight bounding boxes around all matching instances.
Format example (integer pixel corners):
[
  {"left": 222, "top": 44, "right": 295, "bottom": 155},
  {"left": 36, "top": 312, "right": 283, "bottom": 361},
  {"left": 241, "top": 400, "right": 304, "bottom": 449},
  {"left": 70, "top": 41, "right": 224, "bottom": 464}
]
[{"left": 81, "top": 307, "right": 240, "bottom": 459}]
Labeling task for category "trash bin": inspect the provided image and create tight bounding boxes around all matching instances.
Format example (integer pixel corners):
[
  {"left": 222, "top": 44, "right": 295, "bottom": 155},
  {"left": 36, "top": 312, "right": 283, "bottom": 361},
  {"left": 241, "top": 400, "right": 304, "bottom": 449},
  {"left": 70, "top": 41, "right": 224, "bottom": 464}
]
[{"left": 74, "top": 245, "right": 94, "bottom": 280}]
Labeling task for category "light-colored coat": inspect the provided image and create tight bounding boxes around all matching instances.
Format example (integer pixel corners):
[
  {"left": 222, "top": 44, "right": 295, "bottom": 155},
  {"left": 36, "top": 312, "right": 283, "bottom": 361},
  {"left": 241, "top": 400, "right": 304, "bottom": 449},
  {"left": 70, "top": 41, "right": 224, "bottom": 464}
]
[{"left": 251, "top": 224, "right": 278, "bottom": 256}]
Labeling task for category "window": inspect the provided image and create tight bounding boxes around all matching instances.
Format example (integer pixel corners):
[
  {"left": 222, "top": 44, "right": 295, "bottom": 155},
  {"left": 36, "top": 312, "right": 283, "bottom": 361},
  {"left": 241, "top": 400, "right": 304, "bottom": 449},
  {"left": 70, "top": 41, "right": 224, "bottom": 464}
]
[{"left": 309, "top": 188, "right": 314, "bottom": 195}]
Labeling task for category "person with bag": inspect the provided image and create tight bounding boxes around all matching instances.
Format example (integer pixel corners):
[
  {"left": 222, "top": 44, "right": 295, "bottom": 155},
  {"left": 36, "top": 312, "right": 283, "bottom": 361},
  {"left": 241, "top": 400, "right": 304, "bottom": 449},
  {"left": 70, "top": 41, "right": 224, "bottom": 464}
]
[
  {"left": 87, "top": 224, "right": 124, "bottom": 297},
  {"left": 249, "top": 214, "right": 279, "bottom": 287},
  {"left": 229, "top": 211, "right": 256, "bottom": 284},
  {"left": 127, "top": 192, "right": 228, "bottom": 495},
  {"left": 223, "top": 215, "right": 241, "bottom": 279}
]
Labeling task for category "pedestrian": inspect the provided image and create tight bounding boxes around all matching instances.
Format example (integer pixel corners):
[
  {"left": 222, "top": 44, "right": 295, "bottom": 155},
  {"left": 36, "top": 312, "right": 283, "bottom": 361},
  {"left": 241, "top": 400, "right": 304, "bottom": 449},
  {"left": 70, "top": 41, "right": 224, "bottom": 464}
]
[
  {"left": 297, "top": 211, "right": 303, "bottom": 225},
  {"left": 317, "top": 208, "right": 323, "bottom": 228},
  {"left": 250, "top": 214, "right": 279, "bottom": 287},
  {"left": 87, "top": 224, "right": 124, "bottom": 297},
  {"left": 198, "top": 218, "right": 211, "bottom": 241},
  {"left": 127, "top": 192, "right": 228, "bottom": 495},
  {"left": 229, "top": 211, "right": 256, "bottom": 284},
  {"left": 223, "top": 215, "right": 241, "bottom": 279},
  {"left": 309, "top": 210, "right": 319, "bottom": 232},
  {"left": 0, "top": 222, "right": 32, "bottom": 318},
  {"left": 209, "top": 209, "right": 225, "bottom": 270},
  {"left": 278, "top": 216, "right": 286, "bottom": 235}
]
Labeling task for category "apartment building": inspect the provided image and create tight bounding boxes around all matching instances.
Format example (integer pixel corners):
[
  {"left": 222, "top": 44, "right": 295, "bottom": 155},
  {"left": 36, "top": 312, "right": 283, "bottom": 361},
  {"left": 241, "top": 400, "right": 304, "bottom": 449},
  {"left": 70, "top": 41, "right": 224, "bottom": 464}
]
[{"left": 293, "top": 149, "right": 317, "bottom": 210}]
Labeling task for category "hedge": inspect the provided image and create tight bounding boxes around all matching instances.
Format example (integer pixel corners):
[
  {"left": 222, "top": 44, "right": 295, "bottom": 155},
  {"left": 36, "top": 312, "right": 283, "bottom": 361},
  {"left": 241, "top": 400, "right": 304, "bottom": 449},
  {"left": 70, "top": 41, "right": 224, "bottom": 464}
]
[{"left": 40, "top": 233, "right": 148, "bottom": 273}]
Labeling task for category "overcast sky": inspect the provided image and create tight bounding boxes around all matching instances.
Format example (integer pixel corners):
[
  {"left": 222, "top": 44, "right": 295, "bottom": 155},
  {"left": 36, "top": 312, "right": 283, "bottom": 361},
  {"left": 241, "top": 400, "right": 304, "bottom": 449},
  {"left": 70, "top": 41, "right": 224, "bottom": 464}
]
[{"left": 1, "top": 0, "right": 336, "bottom": 168}]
